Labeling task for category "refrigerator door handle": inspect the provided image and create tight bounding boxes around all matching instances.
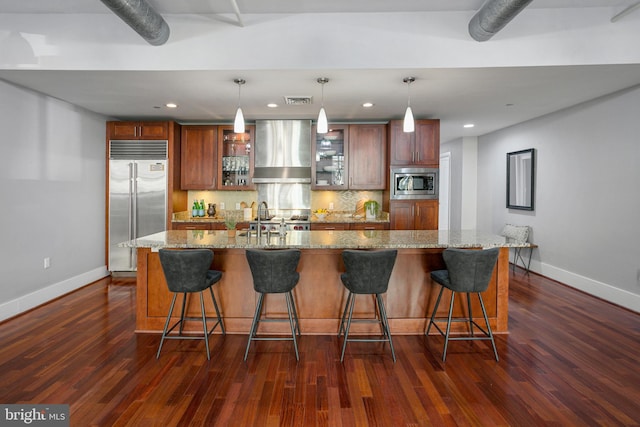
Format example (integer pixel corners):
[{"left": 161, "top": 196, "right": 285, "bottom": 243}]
[
  {"left": 132, "top": 162, "right": 138, "bottom": 240},
  {"left": 128, "top": 162, "right": 134, "bottom": 241}
]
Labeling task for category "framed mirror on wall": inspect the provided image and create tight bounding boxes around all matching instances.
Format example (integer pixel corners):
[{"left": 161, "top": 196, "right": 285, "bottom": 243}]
[{"left": 507, "top": 148, "right": 535, "bottom": 210}]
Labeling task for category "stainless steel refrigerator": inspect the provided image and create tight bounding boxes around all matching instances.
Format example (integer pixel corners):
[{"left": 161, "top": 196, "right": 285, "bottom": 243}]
[{"left": 108, "top": 140, "right": 168, "bottom": 272}]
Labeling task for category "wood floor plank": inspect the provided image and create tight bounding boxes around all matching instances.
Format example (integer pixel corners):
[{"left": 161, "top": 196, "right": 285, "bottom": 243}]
[{"left": 0, "top": 270, "right": 639, "bottom": 426}]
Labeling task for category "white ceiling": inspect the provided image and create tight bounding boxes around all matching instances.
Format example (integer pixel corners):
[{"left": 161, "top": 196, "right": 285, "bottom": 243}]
[{"left": 1, "top": 0, "right": 639, "bottom": 144}]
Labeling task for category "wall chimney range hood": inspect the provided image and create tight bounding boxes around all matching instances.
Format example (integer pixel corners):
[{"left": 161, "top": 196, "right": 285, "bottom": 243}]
[{"left": 253, "top": 120, "right": 312, "bottom": 183}]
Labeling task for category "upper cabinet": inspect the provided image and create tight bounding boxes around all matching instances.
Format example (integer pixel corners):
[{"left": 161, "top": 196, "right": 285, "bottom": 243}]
[
  {"left": 348, "top": 124, "right": 387, "bottom": 190},
  {"left": 218, "top": 125, "right": 255, "bottom": 190},
  {"left": 108, "top": 121, "right": 169, "bottom": 140},
  {"left": 180, "top": 126, "right": 217, "bottom": 190},
  {"left": 388, "top": 119, "right": 439, "bottom": 167},
  {"left": 312, "top": 124, "right": 387, "bottom": 190},
  {"left": 312, "top": 125, "right": 348, "bottom": 190}
]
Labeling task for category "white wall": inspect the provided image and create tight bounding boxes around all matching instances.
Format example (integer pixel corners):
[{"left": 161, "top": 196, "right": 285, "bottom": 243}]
[
  {"left": 0, "top": 80, "right": 108, "bottom": 321},
  {"left": 476, "top": 85, "right": 640, "bottom": 312}
]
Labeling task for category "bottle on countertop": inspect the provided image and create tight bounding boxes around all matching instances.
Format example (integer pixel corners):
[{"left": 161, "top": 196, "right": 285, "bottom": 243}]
[{"left": 192, "top": 200, "right": 198, "bottom": 217}]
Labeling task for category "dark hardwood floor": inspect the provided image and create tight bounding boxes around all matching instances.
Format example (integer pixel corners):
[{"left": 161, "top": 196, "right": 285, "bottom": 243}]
[{"left": 1, "top": 268, "right": 639, "bottom": 426}]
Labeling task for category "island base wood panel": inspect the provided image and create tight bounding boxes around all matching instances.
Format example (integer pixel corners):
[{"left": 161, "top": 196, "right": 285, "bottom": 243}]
[{"left": 135, "top": 247, "right": 509, "bottom": 335}]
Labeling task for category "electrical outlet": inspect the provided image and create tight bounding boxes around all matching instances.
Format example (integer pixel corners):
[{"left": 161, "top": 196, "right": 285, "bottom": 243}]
[
  {"left": 329, "top": 202, "right": 334, "bottom": 210},
  {"left": 44, "top": 257, "right": 51, "bottom": 269}
]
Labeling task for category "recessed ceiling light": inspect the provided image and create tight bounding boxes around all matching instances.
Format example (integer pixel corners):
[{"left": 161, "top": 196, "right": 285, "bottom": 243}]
[
  {"left": 165, "top": 103, "right": 178, "bottom": 108},
  {"left": 505, "top": 103, "right": 514, "bottom": 107},
  {"left": 362, "top": 102, "right": 374, "bottom": 108},
  {"left": 267, "top": 103, "right": 278, "bottom": 108},
  {"left": 463, "top": 123, "right": 475, "bottom": 128}
]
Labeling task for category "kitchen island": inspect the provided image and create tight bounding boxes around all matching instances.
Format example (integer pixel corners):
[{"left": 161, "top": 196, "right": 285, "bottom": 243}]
[{"left": 125, "top": 230, "right": 520, "bottom": 335}]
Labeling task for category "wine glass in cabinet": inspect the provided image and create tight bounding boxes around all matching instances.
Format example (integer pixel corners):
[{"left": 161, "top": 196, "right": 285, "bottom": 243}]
[{"left": 217, "top": 125, "right": 255, "bottom": 190}]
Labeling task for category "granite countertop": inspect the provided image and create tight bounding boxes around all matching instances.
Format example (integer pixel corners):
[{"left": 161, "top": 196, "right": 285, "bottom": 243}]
[
  {"left": 171, "top": 211, "right": 390, "bottom": 224},
  {"left": 120, "top": 229, "right": 529, "bottom": 250}
]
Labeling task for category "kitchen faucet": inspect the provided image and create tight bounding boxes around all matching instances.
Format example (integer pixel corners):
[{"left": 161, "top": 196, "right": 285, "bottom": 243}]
[{"left": 256, "top": 201, "right": 269, "bottom": 238}]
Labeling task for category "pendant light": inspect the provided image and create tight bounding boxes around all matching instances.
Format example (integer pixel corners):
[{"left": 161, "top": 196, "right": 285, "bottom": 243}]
[
  {"left": 233, "top": 78, "right": 246, "bottom": 134},
  {"left": 316, "top": 77, "right": 329, "bottom": 134},
  {"left": 403, "top": 77, "right": 415, "bottom": 133}
]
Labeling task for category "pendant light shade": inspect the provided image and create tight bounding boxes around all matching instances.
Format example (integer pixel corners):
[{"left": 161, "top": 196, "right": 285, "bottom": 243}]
[
  {"left": 233, "top": 78, "right": 246, "bottom": 134},
  {"left": 317, "top": 107, "right": 328, "bottom": 134},
  {"left": 316, "top": 77, "right": 329, "bottom": 134},
  {"left": 403, "top": 77, "right": 415, "bottom": 133},
  {"left": 403, "top": 106, "right": 414, "bottom": 133}
]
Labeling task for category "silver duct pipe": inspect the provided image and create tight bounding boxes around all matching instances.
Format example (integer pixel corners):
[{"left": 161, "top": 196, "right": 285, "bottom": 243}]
[
  {"left": 100, "top": 0, "right": 170, "bottom": 46},
  {"left": 468, "top": 0, "right": 533, "bottom": 42}
]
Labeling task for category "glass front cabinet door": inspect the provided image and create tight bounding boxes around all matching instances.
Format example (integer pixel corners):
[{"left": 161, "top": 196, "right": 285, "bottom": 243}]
[
  {"left": 218, "top": 125, "right": 255, "bottom": 190},
  {"left": 312, "top": 124, "right": 348, "bottom": 190}
]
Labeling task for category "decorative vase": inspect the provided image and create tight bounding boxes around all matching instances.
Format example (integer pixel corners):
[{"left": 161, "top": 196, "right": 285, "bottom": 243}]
[
  {"left": 227, "top": 229, "right": 236, "bottom": 238},
  {"left": 207, "top": 203, "right": 216, "bottom": 217}
]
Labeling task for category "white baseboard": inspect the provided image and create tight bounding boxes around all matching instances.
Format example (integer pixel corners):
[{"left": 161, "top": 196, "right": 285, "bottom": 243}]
[
  {"left": 0, "top": 267, "right": 109, "bottom": 322},
  {"left": 530, "top": 261, "right": 640, "bottom": 313}
]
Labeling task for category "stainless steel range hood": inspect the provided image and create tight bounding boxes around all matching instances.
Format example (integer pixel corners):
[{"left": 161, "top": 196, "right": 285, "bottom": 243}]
[{"left": 253, "top": 120, "right": 311, "bottom": 183}]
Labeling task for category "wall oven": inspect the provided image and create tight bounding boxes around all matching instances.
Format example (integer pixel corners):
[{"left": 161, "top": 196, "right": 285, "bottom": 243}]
[{"left": 390, "top": 167, "right": 438, "bottom": 200}]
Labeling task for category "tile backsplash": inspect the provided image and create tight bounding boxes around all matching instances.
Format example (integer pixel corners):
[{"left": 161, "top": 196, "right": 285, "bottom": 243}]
[{"left": 187, "top": 190, "right": 383, "bottom": 213}]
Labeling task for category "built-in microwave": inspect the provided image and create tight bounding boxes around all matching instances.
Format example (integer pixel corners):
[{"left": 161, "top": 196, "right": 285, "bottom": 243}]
[{"left": 390, "top": 167, "right": 438, "bottom": 200}]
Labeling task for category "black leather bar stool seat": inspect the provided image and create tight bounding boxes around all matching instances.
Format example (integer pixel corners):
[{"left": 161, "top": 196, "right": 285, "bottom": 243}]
[
  {"left": 156, "top": 249, "right": 225, "bottom": 360},
  {"left": 426, "top": 247, "right": 500, "bottom": 362},
  {"left": 244, "top": 249, "right": 302, "bottom": 361},
  {"left": 338, "top": 249, "right": 398, "bottom": 362}
]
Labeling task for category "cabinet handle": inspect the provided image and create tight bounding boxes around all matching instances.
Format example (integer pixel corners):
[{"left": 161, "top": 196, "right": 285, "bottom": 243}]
[
  {"left": 412, "top": 152, "right": 415, "bottom": 162},
  {"left": 416, "top": 151, "right": 420, "bottom": 162}
]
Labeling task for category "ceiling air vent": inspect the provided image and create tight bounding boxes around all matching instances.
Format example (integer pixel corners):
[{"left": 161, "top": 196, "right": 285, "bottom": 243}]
[{"left": 283, "top": 96, "right": 313, "bottom": 105}]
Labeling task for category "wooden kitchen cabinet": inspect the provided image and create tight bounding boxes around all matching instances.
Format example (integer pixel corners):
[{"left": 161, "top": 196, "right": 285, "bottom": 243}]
[
  {"left": 348, "top": 124, "right": 387, "bottom": 190},
  {"left": 172, "top": 222, "right": 213, "bottom": 230},
  {"left": 312, "top": 123, "right": 386, "bottom": 190},
  {"left": 312, "top": 125, "right": 348, "bottom": 190},
  {"left": 217, "top": 125, "right": 255, "bottom": 190},
  {"left": 350, "top": 222, "right": 389, "bottom": 230},
  {"left": 388, "top": 119, "right": 439, "bottom": 166},
  {"left": 108, "top": 121, "right": 169, "bottom": 140},
  {"left": 180, "top": 126, "right": 217, "bottom": 190},
  {"left": 389, "top": 200, "right": 438, "bottom": 230},
  {"left": 311, "top": 223, "right": 350, "bottom": 231}
]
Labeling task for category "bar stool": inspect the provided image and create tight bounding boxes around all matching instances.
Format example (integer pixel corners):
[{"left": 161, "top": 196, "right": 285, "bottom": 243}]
[
  {"left": 156, "top": 249, "right": 225, "bottom": 360},
  {"left": 244, "top": 249, "right": 302, "bottom": 361},
  {"left": 426, "top": 247, "right": 500, "bottom": 362},
  {"left": 338, "top": 249, "right": 398, "bottom": 363}
]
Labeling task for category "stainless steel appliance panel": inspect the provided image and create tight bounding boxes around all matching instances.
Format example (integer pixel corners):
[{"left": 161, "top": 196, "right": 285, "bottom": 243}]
[
  {"left": 253, "top": 120, "right": 311, "bottom": 183},
  {"left": 108, "top": 159, "right": 167, "bottom": 271},
  {"left": 390, "top": 166, "right": 439, "bottom": 200},
  {"left": 257, "top": 183, "right": 310, "bottom": 211},
  {"left": 108, "top": 160, "right": 135, "bottom": 271}
]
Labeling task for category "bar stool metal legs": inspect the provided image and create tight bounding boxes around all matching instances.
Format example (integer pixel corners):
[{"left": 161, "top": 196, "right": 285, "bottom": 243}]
[
  {"left": 338, "top": 293, "right": 395, "bottom": 362},
  {"left": 426, "top": 248, "right": 500, "bottom": 362},
  {"left": 156, "top": 249, "right": 225, "bottom": 360},
  {"left": 338, "top": 249, "right": 397, "bottom": 363},
  {"left": 244, "top": 249, "right": 302, "bottom": 362},
  {"left": 243, "top": 290, "right": 301, "bottom": 361}
]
